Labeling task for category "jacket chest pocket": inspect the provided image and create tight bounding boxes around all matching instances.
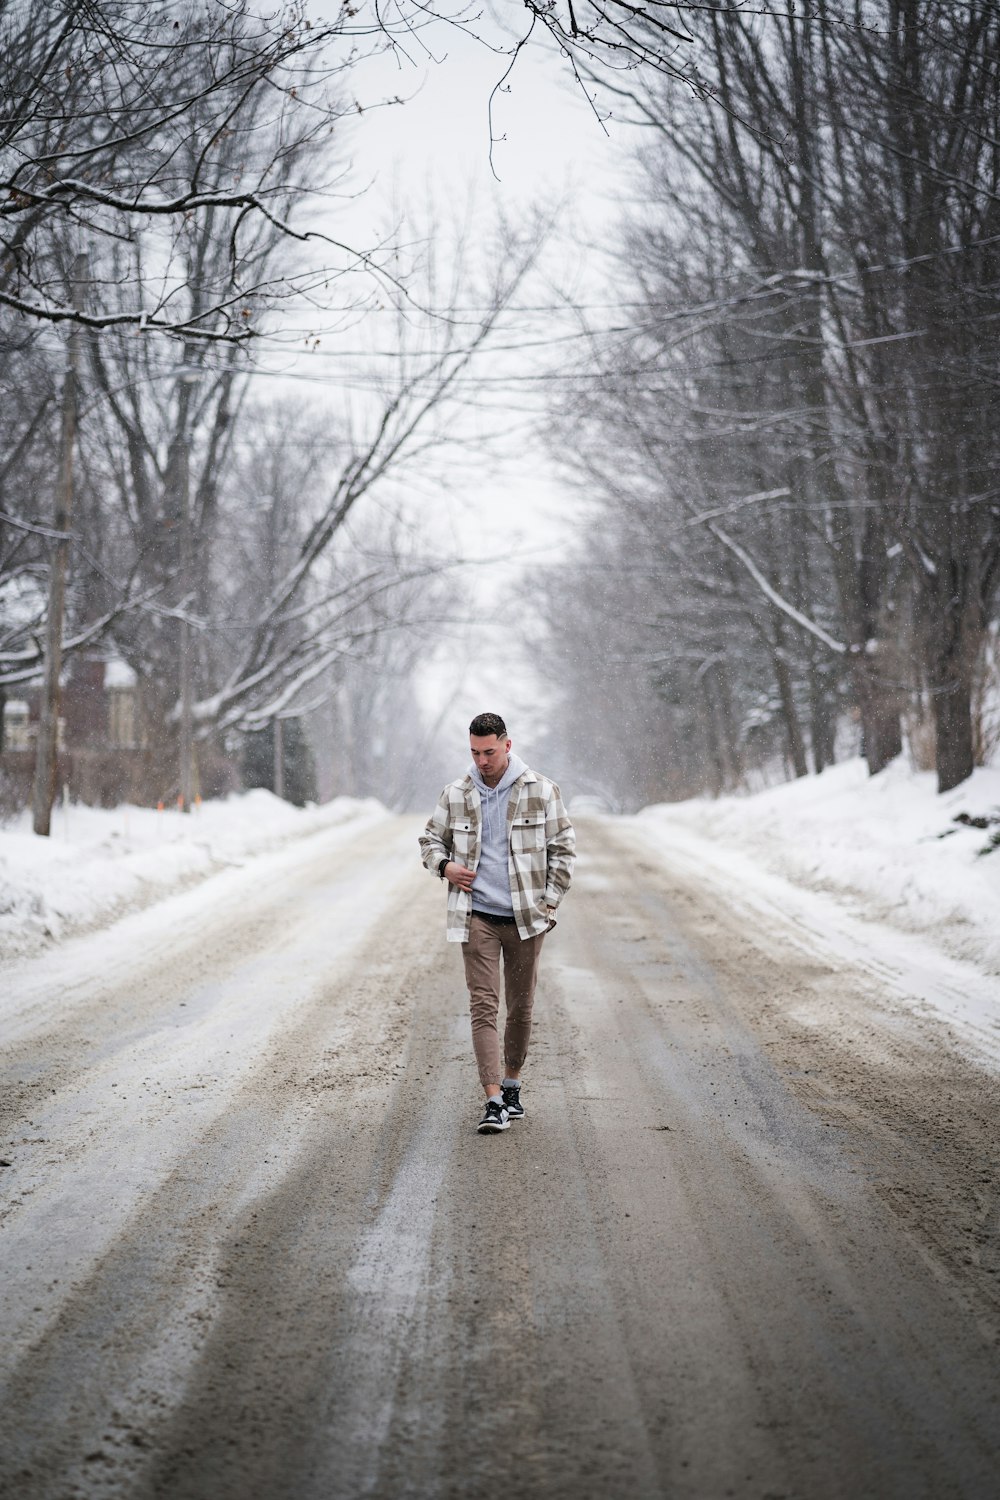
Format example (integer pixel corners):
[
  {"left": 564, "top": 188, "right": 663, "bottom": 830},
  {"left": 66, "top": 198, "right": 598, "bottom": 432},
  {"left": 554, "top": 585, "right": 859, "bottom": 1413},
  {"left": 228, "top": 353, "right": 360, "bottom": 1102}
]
[
  {"left": 511, "top": 811, "right": 546, "bottom": 853},
  {"left": 452, "top": 818, "right": 475, "bottom": 859}
]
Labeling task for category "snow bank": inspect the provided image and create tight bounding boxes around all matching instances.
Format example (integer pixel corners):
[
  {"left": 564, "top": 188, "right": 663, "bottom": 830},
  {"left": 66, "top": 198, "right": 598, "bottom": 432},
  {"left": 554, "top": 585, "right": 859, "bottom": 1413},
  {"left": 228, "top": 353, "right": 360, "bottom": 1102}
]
[
  {"left": 638, "top": 757, "right": 1000, "bottom": 976},
  {"left": 0, "top": 792, "right": 387, "bottom": 959}
]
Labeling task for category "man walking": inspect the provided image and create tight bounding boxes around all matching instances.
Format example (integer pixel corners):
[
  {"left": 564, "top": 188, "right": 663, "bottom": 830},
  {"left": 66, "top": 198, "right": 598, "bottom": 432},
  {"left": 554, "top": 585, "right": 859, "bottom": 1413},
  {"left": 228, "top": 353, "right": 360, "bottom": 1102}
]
[{"left": 419, "top": 712, "right": 576, "bottom": 1134}]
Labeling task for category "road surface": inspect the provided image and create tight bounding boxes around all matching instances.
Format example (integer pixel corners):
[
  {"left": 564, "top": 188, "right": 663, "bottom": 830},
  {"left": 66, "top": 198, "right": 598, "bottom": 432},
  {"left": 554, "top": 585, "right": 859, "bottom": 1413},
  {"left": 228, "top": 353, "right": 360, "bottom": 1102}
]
[{"left": 2, "top": 813, "right": 999, "bottom": 1499}]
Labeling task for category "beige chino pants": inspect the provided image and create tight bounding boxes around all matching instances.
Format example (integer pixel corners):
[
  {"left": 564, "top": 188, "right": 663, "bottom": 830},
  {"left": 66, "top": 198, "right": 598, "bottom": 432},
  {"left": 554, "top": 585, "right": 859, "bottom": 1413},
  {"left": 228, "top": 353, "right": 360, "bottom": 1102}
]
[{"left": 462, "top": 914, "right": 546, "bottom": 1090}]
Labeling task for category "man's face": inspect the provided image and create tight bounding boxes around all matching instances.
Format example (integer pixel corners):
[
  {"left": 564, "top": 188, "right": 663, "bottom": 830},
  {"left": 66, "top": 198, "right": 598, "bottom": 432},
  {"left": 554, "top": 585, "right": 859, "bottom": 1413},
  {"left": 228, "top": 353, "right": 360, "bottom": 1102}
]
[{"left": 470, "top": 733, "right": 512, "bottom": 787}]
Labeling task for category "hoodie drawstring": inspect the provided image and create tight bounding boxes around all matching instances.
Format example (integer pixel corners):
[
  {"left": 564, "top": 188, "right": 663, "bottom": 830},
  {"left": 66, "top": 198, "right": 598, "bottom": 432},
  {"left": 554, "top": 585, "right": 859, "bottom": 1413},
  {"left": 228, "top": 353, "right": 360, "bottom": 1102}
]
[{"left": 483, "top": 783, "right": 499, "bottom": 844}]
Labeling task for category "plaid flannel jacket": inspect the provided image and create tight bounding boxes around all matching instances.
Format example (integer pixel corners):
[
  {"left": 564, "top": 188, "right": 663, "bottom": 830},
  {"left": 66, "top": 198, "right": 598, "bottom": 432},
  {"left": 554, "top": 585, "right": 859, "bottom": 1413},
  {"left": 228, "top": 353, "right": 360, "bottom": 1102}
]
[{"left": 418, "top": 767, "right": 576, "bottom": 943}]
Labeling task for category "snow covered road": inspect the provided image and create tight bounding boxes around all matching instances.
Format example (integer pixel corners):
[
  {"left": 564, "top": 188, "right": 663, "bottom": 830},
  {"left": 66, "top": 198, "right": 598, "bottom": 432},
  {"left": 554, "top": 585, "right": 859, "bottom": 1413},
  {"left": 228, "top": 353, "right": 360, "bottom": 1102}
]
[{"left": 2, "top": 813, "right": 999, "bottom": 1499}]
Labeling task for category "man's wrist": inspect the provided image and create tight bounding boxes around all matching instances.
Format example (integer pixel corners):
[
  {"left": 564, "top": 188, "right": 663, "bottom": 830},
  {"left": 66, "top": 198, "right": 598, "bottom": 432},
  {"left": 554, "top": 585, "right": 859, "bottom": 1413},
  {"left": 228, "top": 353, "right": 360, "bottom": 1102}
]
[{"left": 438, "top": 858, "right": 450, "bottom": 879}]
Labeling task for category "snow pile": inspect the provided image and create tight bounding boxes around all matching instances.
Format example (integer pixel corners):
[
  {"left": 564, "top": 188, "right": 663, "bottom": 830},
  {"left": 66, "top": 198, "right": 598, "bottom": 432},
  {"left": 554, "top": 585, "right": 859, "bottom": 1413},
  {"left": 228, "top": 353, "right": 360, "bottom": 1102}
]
[
  {"left": 0, "top": 791, "right": 387, "bottom": 959},
  {"left": 639, "top": 757, "right": 1000, "bottom": 976}
]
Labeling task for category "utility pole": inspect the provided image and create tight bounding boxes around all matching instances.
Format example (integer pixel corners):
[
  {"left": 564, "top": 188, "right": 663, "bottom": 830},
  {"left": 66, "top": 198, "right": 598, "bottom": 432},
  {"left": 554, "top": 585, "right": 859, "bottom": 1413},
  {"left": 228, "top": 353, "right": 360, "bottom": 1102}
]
[
  {"left": 175, "top": 367, "right": 199, "bottom": 813},
  {"left": 265, "top": 490, "right": 285, "bottom": 801},
  {"left": 178, "top": 428, "right": 193, "bottom": 814},
  {"left": 274, "top": 717, "right": 285, "bottom": 800},
  {"left": 33, "top": 253, "right": 86, "bottom": 836}
]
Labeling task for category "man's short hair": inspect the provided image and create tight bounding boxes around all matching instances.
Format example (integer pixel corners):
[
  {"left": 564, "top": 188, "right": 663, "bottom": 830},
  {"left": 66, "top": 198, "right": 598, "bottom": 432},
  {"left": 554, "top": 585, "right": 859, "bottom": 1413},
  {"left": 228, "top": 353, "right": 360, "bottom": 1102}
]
[{"left": 469, "top": 711, "right": 507, "bottom": 739}]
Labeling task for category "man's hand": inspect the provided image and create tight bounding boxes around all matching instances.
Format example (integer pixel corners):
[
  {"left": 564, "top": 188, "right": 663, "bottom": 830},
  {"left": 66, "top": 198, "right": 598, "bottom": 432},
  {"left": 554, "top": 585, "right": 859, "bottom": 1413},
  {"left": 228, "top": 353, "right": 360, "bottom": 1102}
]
[{"left": 444, "top": 861, "right": 476, "bottom": 892}]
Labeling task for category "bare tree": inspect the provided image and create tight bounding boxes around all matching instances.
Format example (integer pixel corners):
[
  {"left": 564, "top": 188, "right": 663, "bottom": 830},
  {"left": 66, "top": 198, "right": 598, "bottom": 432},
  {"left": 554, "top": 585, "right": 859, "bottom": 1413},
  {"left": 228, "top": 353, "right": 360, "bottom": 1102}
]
[
  {"left": 0, "top": 0, "right": 398, "bottom": 340},
  {"left": 44, "top": 213, "right": 545, "bottom": 803},
  {"left": 545, "top": 0, "right": 1000, "bottom": 794}
]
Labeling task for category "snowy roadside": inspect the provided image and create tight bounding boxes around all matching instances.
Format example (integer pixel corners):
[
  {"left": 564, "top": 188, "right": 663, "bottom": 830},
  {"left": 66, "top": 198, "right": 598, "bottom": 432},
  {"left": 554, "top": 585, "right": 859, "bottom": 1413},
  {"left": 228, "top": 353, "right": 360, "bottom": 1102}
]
[
  {"left": 0, "top": 791, "right": 388, "bottom": 961},
  {"left": 629, "top": 757, "right": 1000, "bottom": 1065}
]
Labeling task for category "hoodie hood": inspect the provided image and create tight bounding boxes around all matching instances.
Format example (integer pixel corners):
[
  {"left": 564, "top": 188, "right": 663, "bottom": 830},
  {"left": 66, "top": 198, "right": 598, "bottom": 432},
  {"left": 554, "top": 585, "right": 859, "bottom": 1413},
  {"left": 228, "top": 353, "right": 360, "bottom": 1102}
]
[
  {"left": 469, "top": 752, "right": 526, "bottom": 860},
  {"left": 469, "top": 751, "right": 526, "bottom": 798}
]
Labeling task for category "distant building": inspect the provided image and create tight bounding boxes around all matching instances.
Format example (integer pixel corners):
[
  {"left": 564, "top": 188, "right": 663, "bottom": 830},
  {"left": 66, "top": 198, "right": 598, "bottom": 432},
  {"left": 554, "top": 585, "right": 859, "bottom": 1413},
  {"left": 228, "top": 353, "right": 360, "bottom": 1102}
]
[
  {"left": 2, "top": 654, "right": 238, "bottom": 807},
  {"left": 1, "top": 655, "right": 147, "bottom": 806},
  {"left": 2, "top": 656, "right": 144, "bottom": 753},
  {"left": 2, "top": 699, "right": 32, "bottom": 751},
  {"left": 105, "top": 660, "right": 140, "bottom": 749}
]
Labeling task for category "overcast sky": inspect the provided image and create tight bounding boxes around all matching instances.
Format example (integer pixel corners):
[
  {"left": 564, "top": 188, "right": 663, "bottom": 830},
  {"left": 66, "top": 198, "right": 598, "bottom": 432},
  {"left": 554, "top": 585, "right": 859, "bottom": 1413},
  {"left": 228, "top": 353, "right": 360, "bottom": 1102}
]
[{"left": 301, "top": 7, "right": 640, "bottom": 745}]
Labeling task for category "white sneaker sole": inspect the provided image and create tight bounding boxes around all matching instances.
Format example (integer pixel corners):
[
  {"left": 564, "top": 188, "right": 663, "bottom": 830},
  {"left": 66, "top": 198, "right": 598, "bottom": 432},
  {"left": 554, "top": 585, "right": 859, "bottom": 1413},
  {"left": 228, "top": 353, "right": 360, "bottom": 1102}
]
[{"left": 477, "top": 1118, "right": 510, "bottom": 1133}]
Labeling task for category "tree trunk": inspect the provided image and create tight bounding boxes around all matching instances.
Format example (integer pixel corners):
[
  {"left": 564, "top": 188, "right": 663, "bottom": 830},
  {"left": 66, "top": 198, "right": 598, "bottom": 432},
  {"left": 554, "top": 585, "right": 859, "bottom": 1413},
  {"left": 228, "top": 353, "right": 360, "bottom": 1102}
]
[
  {"left": 712, "top": 657, "right": 743, "bottom": 791},
  {"left": 933, "top": 676, "right": 975, "bottom": 793},
  {"left": 934, "top": 684, "right": 974, "bottom": 792},
  {"left": 700, "top": 657, "right": 741, "bottom": 794},
  {"left": 808, "top": 658, "right": 836, "bottom": 773},
  {"left": 700, "top": 677, "right": 723, "bottom": 797},
  {"left": 274, "top": 717, "right": 285, "bottom": 800},
  {"left": 853, "top": 658, "right": 903, "bottom": 776},
  {"left": 773, "top": 648, "right": 809, "bottom": 779},
  {"left": 931, "top": 624, "right": 978, "bottom": 792}
]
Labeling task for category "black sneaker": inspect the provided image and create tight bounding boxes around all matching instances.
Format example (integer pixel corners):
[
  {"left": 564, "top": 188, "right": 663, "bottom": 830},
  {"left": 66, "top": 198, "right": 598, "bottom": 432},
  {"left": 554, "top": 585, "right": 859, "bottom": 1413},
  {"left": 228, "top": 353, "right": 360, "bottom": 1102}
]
[
  {"left": 501, "top": 1084, "right": 524, "bottom": 1120},
  {"left": 477, "top": 1099, "right": 510, "bottom": 1134}
]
